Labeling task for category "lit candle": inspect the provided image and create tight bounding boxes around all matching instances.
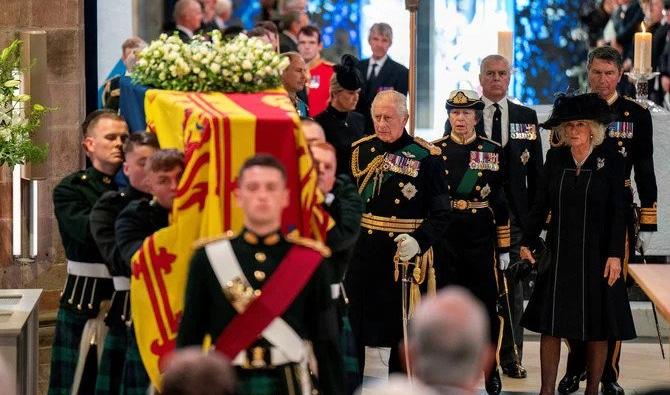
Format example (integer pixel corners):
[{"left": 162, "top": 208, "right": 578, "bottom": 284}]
[
  {"left": 497, "top": 30, "right": 513, "bottom": 64},
  {"left": 634, "top": 23, "right": 652, "bottom": 74}
]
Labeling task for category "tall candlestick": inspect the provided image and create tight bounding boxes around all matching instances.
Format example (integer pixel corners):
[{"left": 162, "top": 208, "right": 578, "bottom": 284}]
[
  {"left": 634, "top": 24, "right": 652, "bottom": 73},
  {"left": 497, "top": 30, "right": 513, "bottom": 64}
]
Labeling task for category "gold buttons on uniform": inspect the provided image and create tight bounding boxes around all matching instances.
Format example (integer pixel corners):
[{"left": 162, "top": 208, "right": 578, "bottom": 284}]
[
  {"left": 624, "top": 111, "right": 630, "bottom": 116},
  {"left": 394, "top": 199, "right": 400, "bottom": 204},
  {"left": 389, "top": 232, "right": 395, "bottom": 237},
  {"left": 442, "top": 143, "right": 447, "bottom": 147},
  {"left": 471, "top": 209, "right": 477, "bottom": 214},
  {"left": 477, "top": 172, "right": 483, "bottom": 177},
  {"left": 399, "top": 182, "right": 405, "bottom": 187},
  {"left": 255, "top": 252, "right": 266, "bottom": 263},
  {"left": 368, "top": 229, "right": 373, "bottom": 234},
  {"left": 475, "top": 185, "right": 481, "bottom": 191},
  {"left": 254, "top": 270, "right": 266, "bottom": 281},
  {"left": 371, "top": 147, "right": 376, "bottom": 152},
  {"left": 445, "top": 170, "right": 449, "bottom": 175},
  {"left": 478, "top": 145, "right": 483, "bottom": 150},
  {"left": 442, "top": 156, "right": 447, "bottom": 160},
  {"left": 618, "top": 141, "right": 623, "bottom": 146},
  {"left": 254, "top": 290, "right": 262, "bottom": 297}
]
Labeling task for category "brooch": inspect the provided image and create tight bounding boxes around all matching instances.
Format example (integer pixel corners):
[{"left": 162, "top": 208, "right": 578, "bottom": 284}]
[
  {"left": 401, "top": 182, "right": 418, "bottom": 200},
  {"left": 481, "top": 183, "right": 491, "bottom": 199},
  {"left": 520, "top": 149, "right": 530, "bottom": 166},
  {"left": 597, "top": 157, "right": 605, "bottom": 170}
]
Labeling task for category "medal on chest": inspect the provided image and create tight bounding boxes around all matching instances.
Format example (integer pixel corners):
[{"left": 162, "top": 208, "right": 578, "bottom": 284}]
[
  {"left": 469, "top": 151, "right": 499, "bottom": 171},
  {"left": 607, "top": 122, "right": 634, "bottom": 139},
  {"left": 383, "top": 153, "right": 421, "bottom": 177},
  {"left": 510, "top": 123, "right": 537, "bottom": 140}
]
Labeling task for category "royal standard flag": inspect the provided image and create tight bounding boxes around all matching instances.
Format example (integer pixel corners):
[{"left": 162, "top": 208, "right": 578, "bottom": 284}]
[{"left": 131, "top": 89, "right": 331, "bottom": 389}]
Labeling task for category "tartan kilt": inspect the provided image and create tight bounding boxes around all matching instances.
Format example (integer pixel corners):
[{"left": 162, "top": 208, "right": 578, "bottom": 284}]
[
  {"left": 94, "top": 324, "right": 128, "bottom": 394},
  {"left": 121, "top": 325, "right": 151, "bottom": 395},
  {"left": 339, "top": 313, "right": 361, "bottom": 395},
  {"left": 47, "top": 308, "right": 90, "bottom": 395}
]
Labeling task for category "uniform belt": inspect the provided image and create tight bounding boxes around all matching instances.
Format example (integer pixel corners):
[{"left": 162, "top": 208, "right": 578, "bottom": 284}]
[
  {"left": 112, "top": 276, "right": 130, "bottom": 291},
  {"left": 67, "top": 260, "right": 111, "bottom": 279},
  {"left": 232, "top": 346, "right": 297, "bottom": 369},
  {"left": 451, "top": 200, "right": 489, "bottom": 211},
  {"left": 624, "top": 179, "right": 631, "bottom": 188},
  {"left": 360, "top": 214, "right": 423, "bottom": 233}
]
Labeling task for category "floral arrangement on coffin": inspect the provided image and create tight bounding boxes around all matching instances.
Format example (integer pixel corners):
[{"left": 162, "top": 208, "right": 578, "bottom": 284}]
[
  {"left": 132, "top": 30, "right": 291, "bottom": 93},
  {"left": 0, "top": 40, "right": 48, "bottom": 167}
]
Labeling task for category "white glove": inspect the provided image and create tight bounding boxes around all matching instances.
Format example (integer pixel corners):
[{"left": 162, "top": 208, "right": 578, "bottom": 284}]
[
  {"left": 393, "top": 234, "right": 421, "bottom": 262},
  {"left": 637, "top": 231, "right": 653, "bottom": 253},
  {"left": 499, "top": 252, "right": 510, "bottom": 271}
]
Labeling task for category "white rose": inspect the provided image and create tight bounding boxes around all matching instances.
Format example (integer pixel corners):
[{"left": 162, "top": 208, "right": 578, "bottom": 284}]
[
  {"left": 159, "top": 72, "right": 166, "bottom": 81},
  {"left": 193, "top": 67, "right": 201, "bottom": 74},
  {"left": 193, "top": 53, "right": 202, "bottom": 62},
  {"left": 243, "top": 72, "right": 253, "bottom": 82},
  {"left": 209, "top": 63, "right": 221, "bottom": 73},
  {"left": 241, "top": 60, "right": 252, "bottom": 70},
  {"left": 199, "top": 71, "right": 207, "bottom": 78}
]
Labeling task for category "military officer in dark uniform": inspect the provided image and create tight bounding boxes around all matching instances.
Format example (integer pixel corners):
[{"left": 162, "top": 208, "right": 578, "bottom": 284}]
[
  {"left": 559, "top": 45, "right": 658, "bottom": 395},
  {"left": 115, "top": 149, "right": 185, "bottom": 393},
  {"left": 48, "top": 110, "right": 129, "bottom": 395},
  {"left": 434, "top": 89, "right": 510, "bottom": 395},
  {"left": 345, "top": 90, "right": 451, "bottom": 378},
  {"left": 89, "top": 132, "right": 159, "bottom": 394},
  {"left": 444, "top": 54, "right": 543, "bottom": 379},
  {"left": 177, "top": 154, "right": 344, "bottom": 395},
  {"left": 314, "top": 54, "right": 366, "bottom": 177}
]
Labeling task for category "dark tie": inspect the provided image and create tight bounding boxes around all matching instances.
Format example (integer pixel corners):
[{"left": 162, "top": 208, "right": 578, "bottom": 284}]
[
  {"left": 367, "top": 63, "right": 378, "bottom": 94},
  {"left": 492, "top": 103, "right": 502, "bottom": 144}
]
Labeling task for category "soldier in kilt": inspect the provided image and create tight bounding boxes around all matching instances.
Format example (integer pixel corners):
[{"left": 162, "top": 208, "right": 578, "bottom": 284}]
[
  {"left": 115, "top": 149, "right": 185, "bottom": 394},
  {"left": 89, "top": 132, "right": 159, "bottom": 394},
  {"left": 49, "top": 110, "right": 129, "bottom": 394}
]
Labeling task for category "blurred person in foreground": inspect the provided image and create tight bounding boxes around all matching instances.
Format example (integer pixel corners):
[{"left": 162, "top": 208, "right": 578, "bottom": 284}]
[{"left": 161, "top": 347, "right": 237, "bottom": 395}]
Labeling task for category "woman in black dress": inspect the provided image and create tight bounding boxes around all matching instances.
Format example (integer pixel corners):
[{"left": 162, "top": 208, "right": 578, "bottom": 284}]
[{"left": 520, "top": 94, "right": 636, "bottom": 395}]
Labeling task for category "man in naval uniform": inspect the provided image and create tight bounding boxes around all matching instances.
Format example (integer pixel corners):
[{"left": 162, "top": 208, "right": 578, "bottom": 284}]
[
  {"left": 89, "top": 132, "right": 159, "bottom": 394},
  {"left": 177, "top": 154, "right": 344, "bottom": 395},
  {"left": 48, "top": 110, "right": 129, "bottom": 395},
  {"left": 101, "top": 37, "right": 146, "bottom": 113},
  {"left": 345, "top": 90, "right": 451, "bottom": 379},
  {"left": 115, "top": 149, "right": 185, "bottom": 393},
  {"left": 559, "top": 45, "right": 658, "bottom": 395}
]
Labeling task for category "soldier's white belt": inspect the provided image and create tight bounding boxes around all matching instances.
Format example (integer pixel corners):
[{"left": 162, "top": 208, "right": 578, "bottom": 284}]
[
  {"left": 360, "top": 214, "right": 423, "bottom": 233},
  {"left": 67, "top": 260, "right": 111, "bottom": 279},
  {"left": 112, "top": 276, "right": 130, "bottom": 291},
  {"left": 451, "top": 200, "right": 489, "bottom": 211}
]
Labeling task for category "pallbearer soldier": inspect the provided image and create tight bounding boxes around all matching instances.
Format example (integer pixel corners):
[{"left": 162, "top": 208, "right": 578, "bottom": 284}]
[
  {"left": 345, "top": 90, "right": 451, "bottom": 378},
  {"left": 559, "top": 45, "right": 658, "bottom": 395},
  {"left": 177, "top": 154, "right": 345, "bottom": 395},
  {"left": 115, "top": 149, "right": 185, "bottom": 393},
  {"left": 89, "top": 132, "right": 159, "bottom": 394},
  {"left": 49, "top": 110, "right": 129, "bottom": 395},
  {"left": 434, "top": 89, "right": 510, "bottom": 395}
]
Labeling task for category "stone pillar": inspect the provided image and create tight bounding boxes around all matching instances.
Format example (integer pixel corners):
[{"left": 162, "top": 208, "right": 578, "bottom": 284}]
[{"left": 0, "top": 0, "right": 86, "bottom": 310}]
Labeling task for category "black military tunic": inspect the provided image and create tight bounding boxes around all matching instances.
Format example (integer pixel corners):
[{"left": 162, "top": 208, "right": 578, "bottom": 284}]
[
  {"left": 177, "top": 230, "right": 344, "bottom": 395},
  {"left": 432, "top": 133, "right": 509, "bottom": 345},
  {"left": 102, "top": 75, "right": 121, "bottom": 113},
  {"left": 345, "top": 132, "right": 451, "bottom": 351},
  {"left": 314, "top": 105, "right": 366, "bottom": 177},
  {"left": 49, "top": 166, "right": 118, "bottom": 394},
  {"left": 115, "top": 198, "right": 170, "bottom": 264}
]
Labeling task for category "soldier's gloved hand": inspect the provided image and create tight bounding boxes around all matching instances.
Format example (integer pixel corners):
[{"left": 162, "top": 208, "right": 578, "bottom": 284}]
[
  {"left": 637, "top": 231, "right": 653, "bottom": 253},
  {"left": 499, "top": 252, "right": 510, "bottom": 271},
  {"left": 393, "top": 234, "right": 420, "bottom": 262}
]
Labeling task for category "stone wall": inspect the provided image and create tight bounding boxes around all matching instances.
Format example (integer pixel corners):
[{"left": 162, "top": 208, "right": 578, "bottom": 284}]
[{"left": 0, "top": 0, "right": 86, "bottom": 311}]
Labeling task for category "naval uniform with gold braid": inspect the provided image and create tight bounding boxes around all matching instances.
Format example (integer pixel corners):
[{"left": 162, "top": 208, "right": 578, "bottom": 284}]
[
  {"left": 345, "top": 132, "right": 451, "bottom": 375},
  {"left": 48, "top": 167, "right": 117, "bottom": 395},
  {"left": 177, "top": 230, "right": 344, "bottom": 395},
  {"left": 432, "top": 133, "right": 510, "bottom": 359},
  {"left": 563, "top": 94, "right": 658, "bottom": 389}
]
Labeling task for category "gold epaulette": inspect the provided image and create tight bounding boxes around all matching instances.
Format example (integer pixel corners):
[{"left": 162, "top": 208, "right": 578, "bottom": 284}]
[
  {"left": 192, "top": 230, "right": 236, "bottom": 249},
  {"left": 285, "top": 233, "right": 331, "bottom": 258},
  {"left": 479, "top": 135, "right": 502, "bottom": 147},
  {"left": 351, "top": 134, "right": 377, "bottom": 148},
  {"left": 432, "top": 135, "right": 450, "bottom": 146},
  {"left": 624, "top": 95, "right": 648, "bottom": 109},
  {"left": 414, "top": 137, "right": 441, "bottom": 155}
]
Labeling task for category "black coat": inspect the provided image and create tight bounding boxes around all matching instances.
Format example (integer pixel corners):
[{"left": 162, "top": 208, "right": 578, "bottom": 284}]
[
  {"left": 115, "top": 198, "right": 170, "bottom": 265},
  {"left": 355, "top": 57, "right": 409, "bottom": 133},
  {"left": 279, "top": 31, "right": 298, "bottom": 53},
  {"left": 345, "top": 133, "right": 451, "bottom": 346},
  {"left": 314, "top": 105, "right": 365, "bottom": 177},
  {"left": 445, "top": 100, "right": 543, "bottom": 230},
  {"left": 612, "top": 2, "right": 644, "bottom": 60},
  {"left": 521, "top": 146, "right": 635, "bottom": 341}
]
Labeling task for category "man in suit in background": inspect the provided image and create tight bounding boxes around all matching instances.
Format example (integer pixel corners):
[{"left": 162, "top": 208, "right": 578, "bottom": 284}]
[
  {"left": 355, "top": 23, "right": 408, "bottom": 133},
  {"left": 445, "top": 54, "right": 543, "bottom": 380},
  {"left": 612, "top": 0, "right": 644, "bottom": 60},
  {"left": 172, "top": 0, "right": 204, "bottom": 43},
  {"left": 279, "top": 11, "right": 308, "bottom": 53}
]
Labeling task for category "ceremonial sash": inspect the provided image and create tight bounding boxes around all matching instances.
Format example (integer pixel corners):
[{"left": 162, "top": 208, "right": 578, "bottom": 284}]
[
  {"left": 359, "top": 143, "right": 428, "bottom": 203},
  {"left": 211, "top": 241, "right": 322, "bottom": 360}
]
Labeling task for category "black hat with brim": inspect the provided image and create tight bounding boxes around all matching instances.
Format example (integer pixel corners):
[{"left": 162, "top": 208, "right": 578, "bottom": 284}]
[
  {"left": 540, "top": 93, "right": 616, "bottom": 129},
  {"left": 334, "top": 54, "right": 364, "bottom": 91},
  {"left": 445, "top": 89, "right": 485, "bottom": 110}
]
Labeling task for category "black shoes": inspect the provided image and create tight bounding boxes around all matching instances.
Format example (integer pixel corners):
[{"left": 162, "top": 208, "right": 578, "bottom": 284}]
[
  {"left": 485, "top": 369, "right": 502, "bottom": 395},
  {"left": 601, "top": 381, "right": 625, "bottom": 395},
  {"left": 557, "top": 371, "right": 586, "bottom": 394},
  {"left": 501, "top": 361, "right": 528, "bottom": 379}
]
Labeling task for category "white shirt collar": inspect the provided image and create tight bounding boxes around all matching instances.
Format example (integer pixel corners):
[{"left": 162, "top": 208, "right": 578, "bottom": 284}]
[
  {"left": 176, "top": 25, "right": 194, "bottom": 38},
  {"left": 370, "top": 55, "right": 388, "bottom": 69},
  {"left": 482, "top": 95, "right": 508, "bottom": 110},
  {"left": 214, "top": 16, "right": 226, "bottom": 29}
]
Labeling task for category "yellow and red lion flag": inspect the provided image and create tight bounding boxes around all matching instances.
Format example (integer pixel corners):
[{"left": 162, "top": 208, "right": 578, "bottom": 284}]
[{"left": 130, "top": 89, "right": 332, "bottom": 389}]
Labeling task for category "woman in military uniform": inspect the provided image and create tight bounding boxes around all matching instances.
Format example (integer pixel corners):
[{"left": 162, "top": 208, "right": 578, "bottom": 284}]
[
  {"left": 433, "top": 89, "right": 510, "bottom": 395},
  {"left": 519, "top": 94, "right": 636, "bottom": 395}
]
